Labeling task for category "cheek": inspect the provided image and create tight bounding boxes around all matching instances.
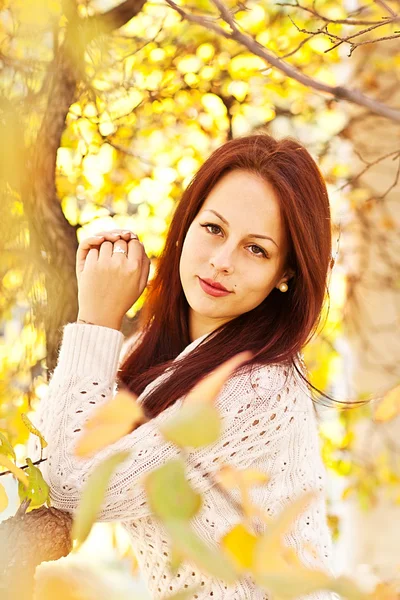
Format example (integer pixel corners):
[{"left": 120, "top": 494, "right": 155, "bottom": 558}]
[{"left": 182, "top": 228, "right": 206, "bottom": 263}]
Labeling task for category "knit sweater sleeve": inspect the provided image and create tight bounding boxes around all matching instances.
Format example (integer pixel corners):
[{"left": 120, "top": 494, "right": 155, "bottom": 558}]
[{"left": 28, "top": 323, "right": 335, "bottom": 597}]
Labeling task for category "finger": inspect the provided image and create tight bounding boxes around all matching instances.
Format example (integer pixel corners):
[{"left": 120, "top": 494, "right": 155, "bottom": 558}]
[
  {"left": 84, "top": 247, "right": 99, "bottom": 269},
  {"left": 126, "top": 237, "right": 143, "bottom": 270},
  {"left": 99, "top": 238, "right": 128, "bottom": 261},
  {"left": 76, "top": 235, "right": 105, "bottom": 272},
  {"left": 138, "top": 251, "right": 151, "bottom": 293},
  {"left": 127, "top": 239, "right": 150, "bottom": 293},
  {"left": 98, "top": 240, "right": 116, "bottom": 261},
  {"left": 95, "top": 229, "right": 135, "bottom": 241}
]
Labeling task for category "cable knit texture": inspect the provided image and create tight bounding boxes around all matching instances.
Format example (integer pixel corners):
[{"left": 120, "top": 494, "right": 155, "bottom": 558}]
[{"left": 28, "top": 323, "right": 337, "bottom": 600}]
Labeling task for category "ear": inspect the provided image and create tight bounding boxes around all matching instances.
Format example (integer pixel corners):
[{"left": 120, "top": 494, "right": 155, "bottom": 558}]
[{"left": 282, "top": 268, "right": 295, "bottom": 283}]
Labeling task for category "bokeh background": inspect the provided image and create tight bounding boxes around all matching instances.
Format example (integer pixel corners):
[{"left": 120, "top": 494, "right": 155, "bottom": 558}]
[{"left": 1, "top": 0, "right": 399, "bottom": 594}]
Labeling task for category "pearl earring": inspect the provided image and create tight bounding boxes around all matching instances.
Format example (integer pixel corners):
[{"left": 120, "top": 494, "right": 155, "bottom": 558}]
[{"left": 279, "top": 282, "right": 288, "bottom": 292}]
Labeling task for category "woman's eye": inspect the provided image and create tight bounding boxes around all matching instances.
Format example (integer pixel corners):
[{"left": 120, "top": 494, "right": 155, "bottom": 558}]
[
  {"left": 200, "top": 223, "right": 268, "bottom": 258},
  {"left": 202, "top": 223, "right": 221, "bottom": 236}
]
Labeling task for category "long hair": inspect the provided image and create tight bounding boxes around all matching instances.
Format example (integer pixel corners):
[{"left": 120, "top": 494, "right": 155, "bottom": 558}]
[{"left": 118, "top": 134, "right": 356, "bottom": 419}]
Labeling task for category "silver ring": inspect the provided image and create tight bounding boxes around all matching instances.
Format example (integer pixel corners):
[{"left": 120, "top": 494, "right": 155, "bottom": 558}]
[{"left": 113, "top": 246, "right": 127, "bottom": 255}]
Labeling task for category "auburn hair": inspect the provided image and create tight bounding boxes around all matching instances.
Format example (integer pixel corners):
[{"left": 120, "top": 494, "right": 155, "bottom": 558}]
[{"left": 118, "top": 133, "right": 361, "bottom": 418}]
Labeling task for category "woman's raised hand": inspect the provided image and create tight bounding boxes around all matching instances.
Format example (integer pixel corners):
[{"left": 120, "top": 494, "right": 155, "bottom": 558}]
[{"left": 76, "top": 229, "right": 151, "bottom": 331}]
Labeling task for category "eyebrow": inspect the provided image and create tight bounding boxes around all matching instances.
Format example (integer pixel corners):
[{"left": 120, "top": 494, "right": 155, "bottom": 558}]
[{"left": 202, "top": 209, "right": 279, "bottom": 248}]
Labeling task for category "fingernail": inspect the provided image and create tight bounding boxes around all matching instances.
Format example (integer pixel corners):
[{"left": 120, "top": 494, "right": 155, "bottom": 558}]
[
  {"left": 122, "top": 230, "right": 131, "bottom": 235},
  {"left": 94, "top": 235, "right": 104, "bottom": 239}
]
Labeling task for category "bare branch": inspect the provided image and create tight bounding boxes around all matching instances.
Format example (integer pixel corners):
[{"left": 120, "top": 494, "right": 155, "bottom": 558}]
[
  {"left": 276, "top": 0, "right": 398, "bottom": 25},
  {"left": 337, "top": 149, "right": 400, "bottom": 191},
  {"left": 375, "top": 0, "right": 398, "bottom": 17},
  {"left": 164, "top": 0, "right": 400, "bottom": 123}
]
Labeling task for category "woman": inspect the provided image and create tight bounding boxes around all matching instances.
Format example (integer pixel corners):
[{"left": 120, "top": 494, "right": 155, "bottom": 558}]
[{"left": 29, "top": 134, "right": 337, "bottom": 599}]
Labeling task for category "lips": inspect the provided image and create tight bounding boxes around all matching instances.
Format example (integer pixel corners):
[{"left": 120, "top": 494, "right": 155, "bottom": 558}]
[{"left": 200, "top": 278, "right": 230, "bottom": 292}]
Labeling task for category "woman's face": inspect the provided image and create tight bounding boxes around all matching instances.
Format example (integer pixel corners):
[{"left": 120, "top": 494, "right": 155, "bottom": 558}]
[{"left": 179, "top": 169, "right": 293, "bottom": 342}]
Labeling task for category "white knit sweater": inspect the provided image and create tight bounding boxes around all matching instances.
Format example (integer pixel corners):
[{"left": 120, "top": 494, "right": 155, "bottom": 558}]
[{"left": 28, "top": 323, "right": 337, "bottom": 600}]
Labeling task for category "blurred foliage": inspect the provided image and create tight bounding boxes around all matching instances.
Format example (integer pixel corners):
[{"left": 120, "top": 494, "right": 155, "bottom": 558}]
[{"left": 5, "top": 354, "right": 397, "bottom": 599}]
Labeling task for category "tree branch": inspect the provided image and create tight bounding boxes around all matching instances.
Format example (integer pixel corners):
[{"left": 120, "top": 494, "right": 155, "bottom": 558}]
[
  {"left": 164, "top": 0, "right": 400, "bottom": 123},
  {"left": 84, "top": 0, "right": 147, "bottom": 41}
]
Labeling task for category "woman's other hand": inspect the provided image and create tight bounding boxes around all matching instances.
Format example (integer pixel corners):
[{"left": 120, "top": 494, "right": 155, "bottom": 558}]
[{"left": 76, "top": 229, "right": 151, "bottom": 330}]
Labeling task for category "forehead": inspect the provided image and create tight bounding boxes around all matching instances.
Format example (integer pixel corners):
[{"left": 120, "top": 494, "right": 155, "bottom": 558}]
[{"left": 200, "top": 170, "right": 283, "bottom": 238}]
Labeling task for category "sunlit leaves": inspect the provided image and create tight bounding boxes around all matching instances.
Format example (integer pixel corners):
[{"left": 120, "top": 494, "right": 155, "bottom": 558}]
[
  {"left": 74, "top": 390, "right": 146, "bottom": 458},
  {"left": 72, "top": 450, "right": 130, "bottom": 550},
  {"left": 145, "top": 458, "right": 202, "bottom": 521}
]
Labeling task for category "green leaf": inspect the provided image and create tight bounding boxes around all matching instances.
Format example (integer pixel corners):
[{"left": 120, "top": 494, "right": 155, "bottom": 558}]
[
  {"left": 0, "top": 431, "right": 16, "bottom": 460},
  {"left": 72, "top": 451, "right": 130, "bottom": 550},
  {"left": 159, "top": 402, "right": 222, "bottom": 448},
  {"left": 18, "top": 458, "right": 49, "bottom": 508},
  {"left": 145, "top": 458, "right": 202, "bottom": 521},
  {"left": 164, "top": 519, "right": 238, "bottom": 584}
]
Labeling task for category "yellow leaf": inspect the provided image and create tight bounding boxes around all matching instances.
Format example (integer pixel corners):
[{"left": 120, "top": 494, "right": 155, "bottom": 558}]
[
  {"left": 164, "top": 519, "right": 238, "bottom": 584},
  {"left": 184, "top": 351, "right": 253, "bottom": 405},
  {"left": 0, "top": 454, "right": 29, "bottom": 487},
  {"left": 0, "top": 482, "right": 9, "bottom": 513},
  {"left": 373, "top": 384, "right": 400, "bottom": 423},
  {"left": 252, "top": 490, "right": 317, "bottom": 577},
  {"left": 221, "top": 524, "right": 258, "bottom": 571},
  {"left": 72, "top": 451, "right": 130, "bottom": 550},
  {"left": 74, "top": 391, "right": 146, "bottom": 457},
  {"left": 215, "top": 465, "right": 270, "bottom": 521},
  {"left": 21, "top": 413, "right": 48, "bottom": 449},
  {"left": 216, "top": 465, "right": 269, "bottom": 489}
]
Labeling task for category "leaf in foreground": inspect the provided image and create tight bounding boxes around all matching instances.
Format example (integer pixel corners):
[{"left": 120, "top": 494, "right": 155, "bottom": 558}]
[
  {"left": 145, "top": 458, "right": 202, "bottom": 521},
  {"left": 221, "top": 523, "right": 258, "bottom": 571},
  {"left": 160, "top": 402, "right": 222, "bottom": 448},
  {"left": 184, "top": 351, "right": 253, "bottom": 405},
  {"left": 164, "top": 519, "right": 238, "bottom": 584},
  {"left": 74, "top": 390, "right": 146, "bottom": 457},
  {"left": 72, "top": 450, "right": 131, "bottom": 550}
]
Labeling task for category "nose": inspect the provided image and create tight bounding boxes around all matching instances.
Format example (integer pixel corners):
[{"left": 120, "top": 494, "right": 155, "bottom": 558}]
[{"left": 209, "top": 246, "right": 234, "bottom": 274}]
